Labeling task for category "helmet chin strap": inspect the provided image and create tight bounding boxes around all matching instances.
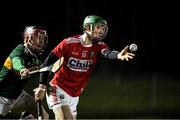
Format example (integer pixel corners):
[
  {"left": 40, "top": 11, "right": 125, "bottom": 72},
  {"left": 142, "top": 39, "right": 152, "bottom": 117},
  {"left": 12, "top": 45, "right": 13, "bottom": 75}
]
[{"left": 92, "top": 39, "right": 100, "bottom": 44}]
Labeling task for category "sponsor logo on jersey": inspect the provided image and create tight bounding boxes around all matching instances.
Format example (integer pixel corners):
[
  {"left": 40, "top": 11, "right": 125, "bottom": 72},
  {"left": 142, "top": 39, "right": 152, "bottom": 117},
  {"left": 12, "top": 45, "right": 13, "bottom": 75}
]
[{"left": 67, "top": 57, "right": 93, "bottom": 72}]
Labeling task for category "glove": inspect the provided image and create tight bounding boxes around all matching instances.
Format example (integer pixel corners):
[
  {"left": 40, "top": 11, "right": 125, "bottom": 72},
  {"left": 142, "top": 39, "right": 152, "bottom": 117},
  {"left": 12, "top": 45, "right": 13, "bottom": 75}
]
[{"left": 20, "top": 68, "right": 30, "bottom": 79}]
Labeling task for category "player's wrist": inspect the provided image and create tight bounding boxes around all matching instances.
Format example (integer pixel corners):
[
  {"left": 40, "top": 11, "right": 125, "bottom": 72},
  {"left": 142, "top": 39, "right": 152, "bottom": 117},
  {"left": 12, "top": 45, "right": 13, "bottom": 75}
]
[{"left": 117, "top": 53, "right": 122, "bottom": 60}]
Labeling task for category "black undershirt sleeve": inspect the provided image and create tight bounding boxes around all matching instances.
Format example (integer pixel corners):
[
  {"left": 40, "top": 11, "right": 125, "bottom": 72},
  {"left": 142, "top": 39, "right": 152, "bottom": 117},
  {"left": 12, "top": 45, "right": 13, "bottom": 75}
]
[
  {"left": 39, "top": 52, "right": 59, "bottom": 85},
  {"left": 101, "top": 49, "right": 119, "bottom": 59}
]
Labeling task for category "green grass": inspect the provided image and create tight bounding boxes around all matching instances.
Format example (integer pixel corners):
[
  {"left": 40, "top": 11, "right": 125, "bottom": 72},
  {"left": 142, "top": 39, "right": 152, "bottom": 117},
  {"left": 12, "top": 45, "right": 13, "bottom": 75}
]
[{"left": 78, "top": 73, "right": 180, "bottom": 118}]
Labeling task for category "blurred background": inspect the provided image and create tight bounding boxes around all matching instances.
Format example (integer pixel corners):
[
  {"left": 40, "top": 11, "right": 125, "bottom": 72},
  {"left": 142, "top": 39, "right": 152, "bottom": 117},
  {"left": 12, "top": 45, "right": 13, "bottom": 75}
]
[{"left": 0, "top": 0, "right": 179, "bottom": 119}]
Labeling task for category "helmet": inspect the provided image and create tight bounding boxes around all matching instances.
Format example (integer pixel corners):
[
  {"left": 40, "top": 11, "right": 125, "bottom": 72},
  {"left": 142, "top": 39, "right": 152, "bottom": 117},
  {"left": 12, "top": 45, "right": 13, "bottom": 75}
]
[
  {"left": 23, "top": 26, "right": 48, "bottom": 56},
  {"left": 83, "top": 15, "right": 107, "bottom": 29},
  {"left": 83, "top": 15, "right": 108, "bottom": 42}
]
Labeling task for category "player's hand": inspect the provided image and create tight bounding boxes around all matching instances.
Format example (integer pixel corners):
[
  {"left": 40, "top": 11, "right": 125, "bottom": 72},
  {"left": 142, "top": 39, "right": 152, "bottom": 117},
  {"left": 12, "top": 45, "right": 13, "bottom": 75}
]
[
  {"left": 34, "top": 84, "right": 46, "bottom": 101},
  {"left": 117, "top": 45, "right": 135, "bottom": 61},
  {"left": 20, "top": 68, "right": 30, "bottom": 79}
]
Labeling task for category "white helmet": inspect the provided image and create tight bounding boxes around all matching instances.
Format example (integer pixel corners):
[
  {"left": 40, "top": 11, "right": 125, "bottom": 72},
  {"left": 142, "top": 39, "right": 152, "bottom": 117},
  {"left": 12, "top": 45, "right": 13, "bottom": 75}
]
[{"left": 23, "top": 26, "right": 48, "bottom": 56}]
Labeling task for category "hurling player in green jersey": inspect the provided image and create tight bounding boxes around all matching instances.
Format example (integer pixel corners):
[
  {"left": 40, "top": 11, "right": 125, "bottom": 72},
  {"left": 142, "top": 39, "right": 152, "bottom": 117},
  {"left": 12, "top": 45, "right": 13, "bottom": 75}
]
[{"left": 0, "top": 26, "right": 49, "bottom": 119}]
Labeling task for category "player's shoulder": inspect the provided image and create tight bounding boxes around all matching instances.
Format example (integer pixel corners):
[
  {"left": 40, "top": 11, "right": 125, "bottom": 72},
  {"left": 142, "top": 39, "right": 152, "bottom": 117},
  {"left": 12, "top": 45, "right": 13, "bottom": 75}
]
[
  {"left": 10, "top": 44, "right": 25, "bottom": 57},
  {"left": 13, "top": 44, "right": 25, "bottom": 51},
  {"left": 66, "top": 34, "right": 81, "bottom": 44}
]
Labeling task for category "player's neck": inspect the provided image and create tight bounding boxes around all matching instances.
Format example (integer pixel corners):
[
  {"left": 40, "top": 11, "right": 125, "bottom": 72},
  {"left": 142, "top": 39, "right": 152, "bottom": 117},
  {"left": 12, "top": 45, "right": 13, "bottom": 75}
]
[{"left": 82, "top": 34, "right": 92, "bottom": 45}]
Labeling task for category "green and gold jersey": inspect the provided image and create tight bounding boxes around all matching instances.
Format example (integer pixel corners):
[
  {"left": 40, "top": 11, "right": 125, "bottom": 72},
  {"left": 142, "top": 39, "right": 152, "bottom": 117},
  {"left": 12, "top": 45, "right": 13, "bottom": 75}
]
[{"left": 0, "top": 44, "right": 42, "bottom": 99}]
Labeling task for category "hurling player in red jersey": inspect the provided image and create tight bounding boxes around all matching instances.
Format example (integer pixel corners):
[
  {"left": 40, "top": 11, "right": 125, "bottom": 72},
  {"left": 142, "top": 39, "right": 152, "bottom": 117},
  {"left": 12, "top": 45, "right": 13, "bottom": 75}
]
[{"left": 34, "top": 15, "right": 135, "bottom": 120}]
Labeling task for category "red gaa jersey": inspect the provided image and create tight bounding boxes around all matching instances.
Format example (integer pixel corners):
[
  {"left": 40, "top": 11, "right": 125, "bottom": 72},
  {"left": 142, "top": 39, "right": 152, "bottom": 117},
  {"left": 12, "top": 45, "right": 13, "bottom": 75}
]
[{"left": 50, "top": 34, "right": 109, "bottom": 97}]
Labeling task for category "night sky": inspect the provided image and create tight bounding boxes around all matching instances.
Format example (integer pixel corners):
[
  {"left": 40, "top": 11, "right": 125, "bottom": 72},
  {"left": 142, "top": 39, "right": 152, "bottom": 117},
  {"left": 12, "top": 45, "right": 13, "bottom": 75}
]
[{"left": 0, "top": 0, "right": 178, "bottom": 76}]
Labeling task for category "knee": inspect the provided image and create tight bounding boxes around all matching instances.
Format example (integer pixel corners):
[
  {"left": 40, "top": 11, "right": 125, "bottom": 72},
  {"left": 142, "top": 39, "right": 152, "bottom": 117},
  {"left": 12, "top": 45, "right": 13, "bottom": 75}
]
[{"left": 53, "top": 107, "right": 64, "bottom": 120}]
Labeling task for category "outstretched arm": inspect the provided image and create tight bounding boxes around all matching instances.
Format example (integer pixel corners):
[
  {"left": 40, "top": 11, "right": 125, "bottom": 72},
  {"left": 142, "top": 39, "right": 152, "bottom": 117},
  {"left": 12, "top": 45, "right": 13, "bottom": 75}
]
[{"left": 102, "top": 45, "right": 135, "bottom": 61}]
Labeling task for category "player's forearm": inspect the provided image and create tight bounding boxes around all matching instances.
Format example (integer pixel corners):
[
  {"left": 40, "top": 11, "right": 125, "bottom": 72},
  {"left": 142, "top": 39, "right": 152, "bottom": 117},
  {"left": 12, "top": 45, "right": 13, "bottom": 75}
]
[
  {"left": 101, "top": 49, "right": 119, "bottom": 59},
  {"left": 39, "top": 52, "right": 59, "bottom": 85},
  {"left": 40, "top": 52, "right": 59, "bottom": 68}
]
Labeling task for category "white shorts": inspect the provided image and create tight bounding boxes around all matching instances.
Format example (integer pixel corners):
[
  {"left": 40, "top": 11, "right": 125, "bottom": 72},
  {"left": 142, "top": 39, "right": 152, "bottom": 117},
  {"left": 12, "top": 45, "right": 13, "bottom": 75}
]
[{"left": 46, "top": 84, "right": 79, "bottom": 116}]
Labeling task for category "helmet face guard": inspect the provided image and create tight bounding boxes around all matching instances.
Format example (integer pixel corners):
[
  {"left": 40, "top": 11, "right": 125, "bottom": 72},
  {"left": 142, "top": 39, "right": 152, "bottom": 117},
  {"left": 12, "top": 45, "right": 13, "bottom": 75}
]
[
  {"left": 83, "top": 15, "right": 108, "bottom": 43},
  {"left": 23, "top": 26, "right": 48, "bottom": 56}
]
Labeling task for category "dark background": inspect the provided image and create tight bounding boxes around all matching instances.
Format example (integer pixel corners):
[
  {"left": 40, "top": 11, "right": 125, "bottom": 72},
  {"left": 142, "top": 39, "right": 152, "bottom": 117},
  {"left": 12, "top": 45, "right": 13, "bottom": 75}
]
[{"left": 0, "top": 0, "right": 179, "bottom": 119}]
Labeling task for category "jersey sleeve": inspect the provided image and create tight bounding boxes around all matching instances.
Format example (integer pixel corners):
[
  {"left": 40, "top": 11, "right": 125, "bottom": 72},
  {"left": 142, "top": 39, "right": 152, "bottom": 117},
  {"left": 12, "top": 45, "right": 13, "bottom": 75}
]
[
  {"left": 9, "top": 44, "right": 26, "bottom": 71},
  {"left": 98, "top": 42, "right": 109, "bottom": 53},
  {"left": 99, "top": 42, "right": 120, "bottom": 59},
  {"left": 51, "top": 39, "right": 67, "bottom": 58}
]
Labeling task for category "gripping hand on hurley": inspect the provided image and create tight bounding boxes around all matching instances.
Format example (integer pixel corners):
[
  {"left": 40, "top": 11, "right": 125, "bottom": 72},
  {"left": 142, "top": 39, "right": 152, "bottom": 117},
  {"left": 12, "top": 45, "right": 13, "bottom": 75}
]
[
  {"left": 34, "top": 84, "right": 46, "bottom": 101},
  {"left": 20, "top": 68, "right": 30, "bottom": 79}
]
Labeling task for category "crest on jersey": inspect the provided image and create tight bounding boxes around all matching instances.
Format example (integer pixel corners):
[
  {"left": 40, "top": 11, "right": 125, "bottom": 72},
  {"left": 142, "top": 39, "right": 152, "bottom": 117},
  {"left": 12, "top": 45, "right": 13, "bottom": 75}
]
[
  {"left": 89, "top": 51, "right": 95, "bottom": 58},
  {"left": 81, "top": 51, "right": 88, "bottom": 58}
]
